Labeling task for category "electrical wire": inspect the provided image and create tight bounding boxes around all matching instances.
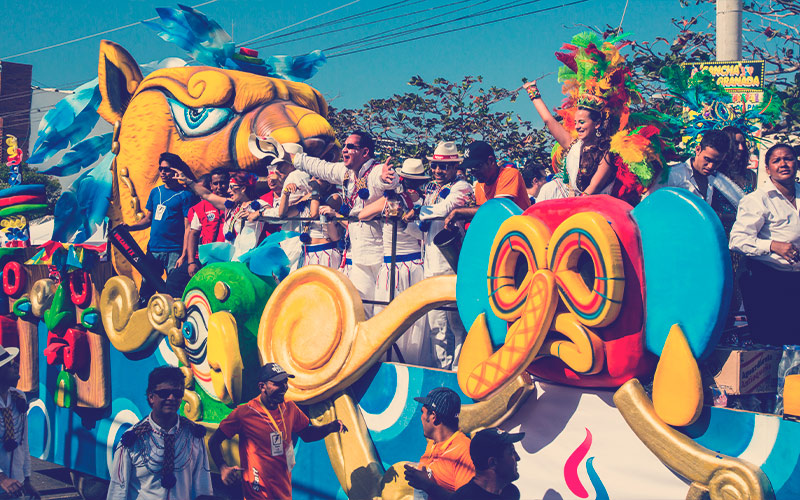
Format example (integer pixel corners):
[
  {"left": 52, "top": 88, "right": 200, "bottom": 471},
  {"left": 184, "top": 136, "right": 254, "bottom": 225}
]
[
  {"left": 237, "top": 0, "right": 362, "bottom": 46},
  {"left": 252, "top": 0, "right": 480, "bottom": 50},
  {"left": 0, "top": 0, "right": 221, "bottom": 60},
  {"left": 327, "top": 0, "right": 591, "bottom": 58},
  {"left": 247, "top": 0, "right": 420, "bottom": 47}
]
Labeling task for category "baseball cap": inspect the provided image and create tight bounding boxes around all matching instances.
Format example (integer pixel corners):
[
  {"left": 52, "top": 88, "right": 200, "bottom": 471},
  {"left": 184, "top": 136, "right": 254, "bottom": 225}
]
[
  {"left": 258, "top": 363, "right": 295, "bottom": 383},
  {"left": 469, "top": 428, "right": 525, "bottom": 469},
  {"left": 413, "top": 387, "right": 461, "bottom": 420},
  {"left": 460, "top": 141, "right": 495, "bottom": 171}
]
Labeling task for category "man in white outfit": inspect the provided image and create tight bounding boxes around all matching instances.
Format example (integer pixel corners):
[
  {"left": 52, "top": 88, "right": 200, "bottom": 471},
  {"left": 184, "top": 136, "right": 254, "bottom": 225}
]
[
  {"left": 290, "top": 131, "right": 399, "bottom": 315},
  {"left": 419, "top": 141, "right": 474, "bottom": 369}
]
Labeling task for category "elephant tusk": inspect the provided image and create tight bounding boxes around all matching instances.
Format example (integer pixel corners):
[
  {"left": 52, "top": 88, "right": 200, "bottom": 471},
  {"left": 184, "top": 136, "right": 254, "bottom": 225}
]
[
  {"left": 614, "top": 379, "right": 774, "bottom": 500},
  {"left": 538, "top": 312, "right": 606, "bottom": 375},
  {"left": 99, "top": 276, "right": 171, "bottom": 353},
  {"left": 207, "top": 311, "right": 244, "bottom": 404}
]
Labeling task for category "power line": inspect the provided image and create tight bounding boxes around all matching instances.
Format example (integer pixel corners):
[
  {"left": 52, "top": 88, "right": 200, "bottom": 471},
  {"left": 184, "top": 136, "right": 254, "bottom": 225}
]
[
  {"left": 248, "top": 0, "right": 420, "bottom": 47},
  {"left": 328, "top": 0, "right": 591, "bottom": 58},
  {"left": 252, "top": 0, "right": 482, "bottom": 51},
  {"left": 323, "top": 0, "right": 519, "bottom": 53},
  {"left": 237, "top": 0, "right": 362, "bottom": 47},
  {"left": 0, "top": 0, "right": 221, "bottom": 60}
]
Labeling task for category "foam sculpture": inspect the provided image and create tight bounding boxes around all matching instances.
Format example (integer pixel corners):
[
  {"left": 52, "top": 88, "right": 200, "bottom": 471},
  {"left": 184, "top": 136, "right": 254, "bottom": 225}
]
[{"left": 93, "top": 40, "right": 339, "bottom": 279}]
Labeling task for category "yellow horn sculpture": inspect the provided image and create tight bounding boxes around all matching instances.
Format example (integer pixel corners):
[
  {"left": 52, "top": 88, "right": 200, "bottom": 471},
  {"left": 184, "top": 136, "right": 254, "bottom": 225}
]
[{"left": 257, "top": 266, "right": 458, "bottom": 404}]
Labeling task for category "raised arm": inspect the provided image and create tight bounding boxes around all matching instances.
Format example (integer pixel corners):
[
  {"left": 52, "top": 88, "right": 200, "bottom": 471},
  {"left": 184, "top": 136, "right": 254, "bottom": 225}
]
[
  {"left": 292, "top": 153, "right": 347, "bottom": 185},
  {"left": 170, "top": 169, "right": 229, "bottom": 210},
  {"left": 523, "top": 81, "right": 573, "bottom": 149}
]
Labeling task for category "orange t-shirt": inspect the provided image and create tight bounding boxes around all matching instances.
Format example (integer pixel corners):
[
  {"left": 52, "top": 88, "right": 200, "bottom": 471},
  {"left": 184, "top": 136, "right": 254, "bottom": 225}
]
[
  {"left": 218, "top": 398, "right": 310, "bottom": 500},
  {"left": 475, "top": 166, "right": 531, "bottom": 210},
  {"left": 419, "top": 431, "right": 475, "bottom": 492}
]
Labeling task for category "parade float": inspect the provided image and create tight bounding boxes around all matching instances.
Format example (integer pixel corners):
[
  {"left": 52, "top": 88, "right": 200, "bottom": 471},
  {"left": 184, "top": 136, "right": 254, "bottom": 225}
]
[{"left": 3, "top": 5, "right": 798, "bottom": 500}]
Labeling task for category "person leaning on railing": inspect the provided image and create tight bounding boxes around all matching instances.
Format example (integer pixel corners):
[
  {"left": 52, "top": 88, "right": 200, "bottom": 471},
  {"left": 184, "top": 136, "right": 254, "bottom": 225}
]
[{"left": 730, "top": 143, "right": 800, "bottom": 346}]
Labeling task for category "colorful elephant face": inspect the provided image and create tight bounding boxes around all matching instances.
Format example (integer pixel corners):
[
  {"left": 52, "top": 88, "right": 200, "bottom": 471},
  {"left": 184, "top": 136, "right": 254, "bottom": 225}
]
[
  {"left": 174, "top": 262, "right": 274, "bottom": 417},
  {"left": 457, "top": 190, "right": 730, "bottom": 396}
]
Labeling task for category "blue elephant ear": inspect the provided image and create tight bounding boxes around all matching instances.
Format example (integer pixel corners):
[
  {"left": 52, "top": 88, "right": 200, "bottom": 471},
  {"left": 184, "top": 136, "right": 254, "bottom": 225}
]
[
  {"left": 455, "top": 198, "right": 522, "bottom": 347},
  {"left": 631, "top": 187, "right": 732, "bottom": 360}
]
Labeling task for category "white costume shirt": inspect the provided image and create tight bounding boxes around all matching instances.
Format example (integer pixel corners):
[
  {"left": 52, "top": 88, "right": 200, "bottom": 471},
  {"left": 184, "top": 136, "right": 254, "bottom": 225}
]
[
  {"left": 729, "top": 181, "right": 800, "bottom": 272},
  {"left": 107, "top": 414, "right": 212, "bottom": 500},
  {"left": 293, "top": 154, "right": 399, "bottom": 266},
  {"left": 565, "top": 140, "right": 613, "bottom": 196},
  {"left": 536, "top": 178, "right": 570, "bottom": 201},
  {"left": 0, "top": 388, "right": 30, "bottom": 482},
  {"left": 419, "top": 179, "right": 473, "bottom": 276},
  {"left": 650, "top": 159, "right": 745, "bottom": 208}
]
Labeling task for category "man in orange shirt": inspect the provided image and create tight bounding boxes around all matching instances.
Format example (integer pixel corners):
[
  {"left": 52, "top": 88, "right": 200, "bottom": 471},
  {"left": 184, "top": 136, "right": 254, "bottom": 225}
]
[
  {"left": 444, "top": 141, "right": 530, "bottom": 229},
  {"left": 208, "top": 363, "right": 347, "bottom": 500},
  {"left": 404, "top": 387, "right": 475, "bottom": 499}
]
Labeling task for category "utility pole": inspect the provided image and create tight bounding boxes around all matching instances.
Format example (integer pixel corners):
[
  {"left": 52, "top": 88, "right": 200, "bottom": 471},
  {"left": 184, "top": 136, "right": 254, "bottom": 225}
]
[{"left": 716, "top": 0, "right": 743, "bottom": 60}]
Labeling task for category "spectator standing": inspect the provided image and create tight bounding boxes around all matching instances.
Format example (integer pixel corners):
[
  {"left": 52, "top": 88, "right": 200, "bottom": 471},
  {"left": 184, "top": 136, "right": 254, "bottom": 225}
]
[
  {"left": 107, "top": 367, "right": 211, "bottom": 500},
  {"left": 452, "top": 428, "right": 524, "bottom": 500},
  {"left": 124, "top": 152, "right": 195, "bottom": 297},
  {"left": 360, "top": 159, "right": 428, "bottom": 364},
  {"left": 649, "top": 131, "right": 742, "bottom": 211},
  {"left": 404, "top": 387, "right": 474, "bottom": 499},
  {"left": 0, "top": 346, "right": 40, "bottom": 499},
  {"left": 186, "top": 169, "right": 229, "bottom": 277},
  {"left": 730, "top": 143, "right": 800, "bottom": 346},
  {"left": 444, "top": 141, "right": 530, "bottom": 228},
  {"left": 208, "top": 363, "right": 347, "bottom": 500},
  {"left": 290, "top": 131, "right": 399, "bottom": 313},
  {"left": 522, "top": 164, "right": 548, "bottom": 205},
  {"left": 419, "top": 142, "right": 473, "bottom": 368}
]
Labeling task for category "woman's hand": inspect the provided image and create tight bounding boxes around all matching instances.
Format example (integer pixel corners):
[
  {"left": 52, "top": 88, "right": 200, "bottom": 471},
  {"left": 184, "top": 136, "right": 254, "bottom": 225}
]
[
  {"left": 319, "top": 205, "right": 336, "bottom": 217},
  {"left": 283, "top": 183, "right": 298, "bottom": 195},
  {"left": 247, "top": 210, "right": 261, "bottom": 222},
  {"left": 771, "top": 240, "right": 800, "bottom": 263}
]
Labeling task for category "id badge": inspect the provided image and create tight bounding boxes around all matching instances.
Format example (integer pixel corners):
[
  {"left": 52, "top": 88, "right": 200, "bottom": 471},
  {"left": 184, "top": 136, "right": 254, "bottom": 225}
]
[
  {"left": 154, "top": 204, "right": 167, "bottom": 221},
  {"left": 270, "top": 431, "right": 284, "bottom": 456}
]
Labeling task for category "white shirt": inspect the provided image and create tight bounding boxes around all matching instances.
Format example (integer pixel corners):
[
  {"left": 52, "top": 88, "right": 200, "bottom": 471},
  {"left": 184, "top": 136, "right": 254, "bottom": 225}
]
[
  {"left": 536, "top": 178, "right": 570, "bottom": 201},
  {"left": 419, "top": 179, "right": 473, "bottom": 276},
  {"left": 0, "top": 388, "right": 30, "bottom": 482},
  {"left": 650, "top": 159, "right": 745, "bottom": 208},
  {"left": 293, "top": 154, "right": 399, "bottom": 266},
  {"left": 729, "top": 181, "right": 800, "bottom": 272},
  {"left": 107, "top": 414, "right": 212, "bottom": 500}
]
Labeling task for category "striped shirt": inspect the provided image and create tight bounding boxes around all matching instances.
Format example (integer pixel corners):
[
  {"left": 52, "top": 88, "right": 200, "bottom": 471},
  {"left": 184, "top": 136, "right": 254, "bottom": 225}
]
[{"left": 419, "top": 431, "right": 475, "bottom": 491}]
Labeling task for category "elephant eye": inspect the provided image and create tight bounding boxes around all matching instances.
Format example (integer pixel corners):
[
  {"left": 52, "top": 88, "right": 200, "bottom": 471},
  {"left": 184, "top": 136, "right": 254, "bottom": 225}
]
[
  {"left": 168, "top": 99, "right": 232, "bottom": 137},
  {"left": 182, "top": 290, "right": 212, "bottom": 373}
]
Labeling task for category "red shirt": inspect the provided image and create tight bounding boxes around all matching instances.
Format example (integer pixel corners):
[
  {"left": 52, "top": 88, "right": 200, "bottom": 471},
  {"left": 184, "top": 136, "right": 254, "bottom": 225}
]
[
  {"left": 188, "top": 200, "right": 223, "bottom": 245},
  {"left": 218, "top": 398, "right": 310, "bottom": 500},
  {"left": 475, "top": 166, "right": 531, "bottom": 210}
]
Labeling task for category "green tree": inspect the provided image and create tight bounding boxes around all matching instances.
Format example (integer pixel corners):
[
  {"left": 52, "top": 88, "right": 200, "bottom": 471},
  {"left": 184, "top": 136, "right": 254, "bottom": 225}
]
[
  {"left": 327, "top": 75, "right": 553, "bottom": 170},
  {"left": 0, "top": 162, "right": 62, "bottom": 215}
]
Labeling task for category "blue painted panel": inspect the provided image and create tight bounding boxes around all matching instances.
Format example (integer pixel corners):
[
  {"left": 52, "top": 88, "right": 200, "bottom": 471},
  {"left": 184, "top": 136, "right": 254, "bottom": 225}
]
[
  {"left": 631, "top": 188, "right": 732, "bottom": 359},
  {"left": 456, "top": 198, "right": 522, "bottom": 347}
]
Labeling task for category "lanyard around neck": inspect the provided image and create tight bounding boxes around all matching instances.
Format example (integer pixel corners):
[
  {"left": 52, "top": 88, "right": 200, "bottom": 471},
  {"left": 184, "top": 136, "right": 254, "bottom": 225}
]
[{"left": 257, "top": 400, "right": 286, "bottom": 440}]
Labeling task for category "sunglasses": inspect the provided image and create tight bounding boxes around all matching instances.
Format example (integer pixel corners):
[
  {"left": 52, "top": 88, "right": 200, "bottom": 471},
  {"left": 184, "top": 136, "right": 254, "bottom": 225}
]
[
  {"left": 343, "top": 143, "right": 362, "bottom": 150},
  {"left": 430, "top": 163, "right": 455, "bottom": 170},
  {"left": 151, "top": 388, "right": 185, "bottom": 399}
]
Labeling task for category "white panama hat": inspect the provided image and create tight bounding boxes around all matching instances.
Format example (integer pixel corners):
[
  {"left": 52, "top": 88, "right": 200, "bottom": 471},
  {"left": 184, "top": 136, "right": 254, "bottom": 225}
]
[
  {"left": 397, "top": 159, "right": 430, "bottom": 180},
  {"left": 426, "top": 141, "right": 463, "bottom": 162},
  {"left": 0, "top": 345, "right": 19, "bottom": 369}
]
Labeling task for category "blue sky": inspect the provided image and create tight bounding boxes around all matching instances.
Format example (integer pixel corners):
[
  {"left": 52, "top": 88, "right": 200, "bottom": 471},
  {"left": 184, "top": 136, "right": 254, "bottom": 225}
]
[{"left": 3, "top": 0, "right": 705, "bottom": 126}]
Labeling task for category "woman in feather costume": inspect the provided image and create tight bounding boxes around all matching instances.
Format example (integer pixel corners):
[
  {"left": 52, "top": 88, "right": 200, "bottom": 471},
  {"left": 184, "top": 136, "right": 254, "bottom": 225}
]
[{"left": 524, "top": 32, "right": 667, "bottom": 205}]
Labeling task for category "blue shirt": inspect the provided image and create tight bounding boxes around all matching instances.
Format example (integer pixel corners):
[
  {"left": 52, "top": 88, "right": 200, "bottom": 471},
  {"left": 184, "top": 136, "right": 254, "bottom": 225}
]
[{"left": 145, "top": 185, "right": 195, "bottom": 252}]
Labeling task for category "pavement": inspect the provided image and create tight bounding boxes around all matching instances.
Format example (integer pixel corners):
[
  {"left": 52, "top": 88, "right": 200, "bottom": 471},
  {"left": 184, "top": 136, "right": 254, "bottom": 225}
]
[{"left": 29, "top": 458, "right": 82, "bottom": 499}]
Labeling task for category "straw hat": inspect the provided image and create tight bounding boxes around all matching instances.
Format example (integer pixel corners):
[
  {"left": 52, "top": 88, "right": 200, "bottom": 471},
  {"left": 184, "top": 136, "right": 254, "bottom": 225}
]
[
  {"left": 397, "top": 159, "right": 430, "bottom": 180},
  {"left": 0, "top": 345, "right": 19, "bottom": 369},
  {"left": 426, "top": 141, "right": 463, "bottom": 162}
]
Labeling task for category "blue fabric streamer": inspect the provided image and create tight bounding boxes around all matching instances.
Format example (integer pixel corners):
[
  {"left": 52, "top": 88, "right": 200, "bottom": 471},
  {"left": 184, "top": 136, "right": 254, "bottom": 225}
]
[
  {"left": 40, "top": 133, "right": 113, "bottom": 177},
  {"left": 51, "top": 153, "right": 113, "bottom": 243},
  {"left": 0, "top": 185, "right": 46, "bottom": 198},
  {"left": 28, "top": 79, "right": 102, "bottom": 165}
]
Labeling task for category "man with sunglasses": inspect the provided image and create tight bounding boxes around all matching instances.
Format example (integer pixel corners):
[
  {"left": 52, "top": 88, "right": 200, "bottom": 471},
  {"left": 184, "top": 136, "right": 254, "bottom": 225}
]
[
  {"left": 209, "top": 363, "right": 347, "bottom": 500},
  {"left": 289, "top": 131, "right": 399, "bottom": 315},
  {"left": 107, "top": 366, "right": 212, "bottom": 499},
  {"left": 418, "top": 141, "right": 474, "bottom": 369}
]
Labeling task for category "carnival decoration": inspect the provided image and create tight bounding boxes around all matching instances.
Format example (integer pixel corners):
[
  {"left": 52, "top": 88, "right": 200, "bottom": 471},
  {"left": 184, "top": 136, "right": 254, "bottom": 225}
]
[
  {"left": 657, "top": 65, "right": 781, "bottom": 155},
  {"left": 4, "top": 135, "right": 23, "bottom": 186},
  {"left": 550, "top": 32, "right": 673, "bottom": 202}
]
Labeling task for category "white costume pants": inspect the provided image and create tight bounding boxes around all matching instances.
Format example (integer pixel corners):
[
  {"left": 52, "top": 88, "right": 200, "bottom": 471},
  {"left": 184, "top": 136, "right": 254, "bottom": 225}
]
[
  {"left": 345, "top": 259, "right": 381, "bottom": 318},
  {"left": 374, "top": 254, "right": 430, "bottom": 366},
  {"left": 302, "top": 242, "right": 342, "bottom": 269}
]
